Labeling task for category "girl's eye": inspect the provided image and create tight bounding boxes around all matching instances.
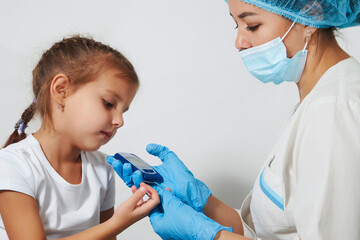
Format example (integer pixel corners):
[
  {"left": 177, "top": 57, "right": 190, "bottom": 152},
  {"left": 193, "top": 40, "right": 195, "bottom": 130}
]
[
  {"left": 245, "top": 24, "right": 260, "bottom": 31},
  {"left": 234, "top": 24, "right": 238, "bottom": 30},
  {"left": 103, "top": 100, "right": 114, "bottom": 109}
]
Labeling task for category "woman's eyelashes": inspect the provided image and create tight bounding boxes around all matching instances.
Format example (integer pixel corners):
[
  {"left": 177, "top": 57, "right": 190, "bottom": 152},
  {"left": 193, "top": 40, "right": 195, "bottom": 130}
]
[
  {"left": 234, "top": 24, "right": 260, "bottom": 31},
  {"left": 245, "top": 24, "right": 260, "bottom": 31}
]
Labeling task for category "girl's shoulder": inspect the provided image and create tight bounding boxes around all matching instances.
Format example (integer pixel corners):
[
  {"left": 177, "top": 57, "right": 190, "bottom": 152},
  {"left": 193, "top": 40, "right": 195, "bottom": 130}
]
[
  {"left": 0, "top": 135, "right": 40, "bottom": 197},
  {"left": 0, "top": 135, "right": 39, "bottom": 166}
]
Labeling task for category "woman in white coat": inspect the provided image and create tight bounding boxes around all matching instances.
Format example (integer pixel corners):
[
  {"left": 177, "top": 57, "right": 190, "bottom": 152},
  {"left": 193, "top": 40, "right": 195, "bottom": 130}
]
[{"left": 107, "top": 0, "right": 360, "bottom": 239}]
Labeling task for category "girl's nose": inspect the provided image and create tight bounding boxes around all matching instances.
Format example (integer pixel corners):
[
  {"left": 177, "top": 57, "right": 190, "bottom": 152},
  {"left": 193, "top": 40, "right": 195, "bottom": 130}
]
[{"left": 112, "top": 113, "right": 124, "bottom": 128}]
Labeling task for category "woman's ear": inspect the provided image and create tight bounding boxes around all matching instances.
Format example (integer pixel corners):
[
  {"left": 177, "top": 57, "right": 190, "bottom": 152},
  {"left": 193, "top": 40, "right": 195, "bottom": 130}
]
[
  {"left": 50, "top": 74, "right": 70, "bottom": 108},
  {"left": 304, "top": 26, "right": 317, "bottom": 43}
]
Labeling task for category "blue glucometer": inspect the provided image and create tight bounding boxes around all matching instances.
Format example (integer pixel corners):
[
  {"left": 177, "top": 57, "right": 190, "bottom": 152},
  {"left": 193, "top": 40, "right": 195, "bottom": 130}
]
[{"left": 114, "top": 152, "right": 163, "bottom": 184}]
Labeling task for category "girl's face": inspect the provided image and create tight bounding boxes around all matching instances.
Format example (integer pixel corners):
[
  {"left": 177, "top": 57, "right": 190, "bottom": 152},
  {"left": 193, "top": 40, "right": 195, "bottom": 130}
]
[
  {"left": 61, "top": 69, "right": 138, "bottom": 151},
  {"left": 228, "top": 0, "right": 307, "bottom": 57}
]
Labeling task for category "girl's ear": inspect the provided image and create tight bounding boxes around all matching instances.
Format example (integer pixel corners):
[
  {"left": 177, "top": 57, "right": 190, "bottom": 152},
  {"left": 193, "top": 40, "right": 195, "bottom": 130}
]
[{"left": 50, "top": 74, "right": 70, "bottom": 107}]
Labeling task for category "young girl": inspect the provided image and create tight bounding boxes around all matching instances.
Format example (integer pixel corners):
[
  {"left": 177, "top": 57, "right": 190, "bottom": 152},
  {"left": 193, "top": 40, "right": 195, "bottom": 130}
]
[{"left": 0, "top": 36, "right": 159, "bottom": 240}]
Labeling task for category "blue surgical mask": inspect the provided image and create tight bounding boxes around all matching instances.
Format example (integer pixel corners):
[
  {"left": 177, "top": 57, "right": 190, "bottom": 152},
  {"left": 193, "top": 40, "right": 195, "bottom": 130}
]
[{"left": 239, "top": 21, "right": 309, "bottom": 85}]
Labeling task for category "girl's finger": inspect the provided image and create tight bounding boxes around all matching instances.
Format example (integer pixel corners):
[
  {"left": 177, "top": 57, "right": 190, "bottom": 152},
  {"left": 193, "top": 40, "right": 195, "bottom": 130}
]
[
  {"left": 126, "top": 185, "right": 148, "bottom": 207},
  {"left": 131, "top": 185, "right": 137, "bottom": 194},
  {"left": 131, "top": 185, "right": 145, "bottom": 205},
  {"left": 137, "top": 183, "right": 160, "bottom": 207}
]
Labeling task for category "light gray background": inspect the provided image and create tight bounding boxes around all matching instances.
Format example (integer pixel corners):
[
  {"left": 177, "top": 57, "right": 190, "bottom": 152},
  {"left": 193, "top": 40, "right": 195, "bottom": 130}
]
[{"left": 0, "top": 1, "right": 359, "bottom": 239}]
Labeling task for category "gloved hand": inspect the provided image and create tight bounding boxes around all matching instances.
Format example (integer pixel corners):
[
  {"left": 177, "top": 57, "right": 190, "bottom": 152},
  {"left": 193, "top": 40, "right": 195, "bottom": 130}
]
[
  {"left": 147, "top": 143, "right": 212, "bottom": 212},
  {"left": 106, "top": 144, "right": 212, "bottom": 212},
  {"left": 106, "top": 156, "right": 143, "bottom": 188},
  {"left": 149, "top": 186, "right": 233, "bottom": 240}
]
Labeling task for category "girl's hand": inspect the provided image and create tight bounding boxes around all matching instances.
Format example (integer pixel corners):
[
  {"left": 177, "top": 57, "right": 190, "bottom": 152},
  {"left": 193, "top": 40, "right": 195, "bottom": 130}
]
[{"left": 111, "top": 182, "right": 160, "bottom": 232}]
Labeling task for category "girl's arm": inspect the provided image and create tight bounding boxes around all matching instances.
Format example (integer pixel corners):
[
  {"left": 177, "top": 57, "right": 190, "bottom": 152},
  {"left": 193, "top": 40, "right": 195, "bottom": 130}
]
[
  {"left": 0, "top": 183, "right": 159, "bottom": 240},
  {"left": 0, "top": 191, "right": 47, "bottom": 240},
  {"left": 100, "top": 208, "right": 116, "bottom": 240},
  {"left": 204, "top": 195, "right": 244, "bottom": 235}
]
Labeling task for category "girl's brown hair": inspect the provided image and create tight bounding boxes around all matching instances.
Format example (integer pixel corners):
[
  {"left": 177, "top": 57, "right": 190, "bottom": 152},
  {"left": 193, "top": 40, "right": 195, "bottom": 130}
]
[{"left": 3, "top": 35, "right": 139, "bottom": 148}]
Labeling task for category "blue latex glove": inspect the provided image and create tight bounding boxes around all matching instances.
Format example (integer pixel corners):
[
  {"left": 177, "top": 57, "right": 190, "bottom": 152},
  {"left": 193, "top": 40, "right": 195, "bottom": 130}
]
[
  {"left": 150, "top": 186, "right": 233, "bottom": 240},
  {"left": 106, "top": 156, "right": 143, "bottom": 188},
  {"left": 106, "top": 143, "right": 211, "bottom": 212},
  {"left": 147, "top": 143, "right": 211, "bottom": 212}
]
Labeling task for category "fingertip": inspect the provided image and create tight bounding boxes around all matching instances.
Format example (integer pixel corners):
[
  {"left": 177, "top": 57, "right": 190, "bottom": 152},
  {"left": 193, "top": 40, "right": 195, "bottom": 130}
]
[
  {"left": 123, "top": 162, "right": 132, "bottom": 171},
  {"left": 106, "top": 155, "right": 114, "bottom": 164},
  {"left": 146, "top": 144, "right": 171, "bottom": 161},
  {"left": 131, "top": 185, "right": 137, "bottom": 193},
  {"left": 133, "top": 170, "right": 143, "bottom": 188},
  {"left": 146, "top": 143, "right": 167, "bottom": 153},
  {"left": 139, "top": 182, "right": 153, "bottom": 194},
  {"left": 123, "top": 163, "right": 133, "bottom": 177},
  {"left": 133, "top": 184, "right": 147, "bottom": 197},
  {"left": 134, "top": 170, "right": 142, "bottom": 177},
  {"left": 146, "top": 143, "right": 158, "bottom": 154},
  {"left": 112, "top": 159, "right": 123, "bottom": 169},
  {"left": 139, "top": 186, "right": 146, "bottom": 193}
]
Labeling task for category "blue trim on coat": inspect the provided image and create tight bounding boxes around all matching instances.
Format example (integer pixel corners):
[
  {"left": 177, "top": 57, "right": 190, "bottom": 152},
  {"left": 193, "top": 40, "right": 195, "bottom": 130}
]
[{"left": 259, "top": 168, "right": 284, "bottom": 211}]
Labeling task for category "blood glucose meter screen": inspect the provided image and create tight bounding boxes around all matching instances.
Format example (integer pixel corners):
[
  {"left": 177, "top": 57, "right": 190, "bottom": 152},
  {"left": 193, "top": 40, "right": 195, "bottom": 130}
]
[{"left": 127, "top": 155, "right": 151, "bottom": 169}]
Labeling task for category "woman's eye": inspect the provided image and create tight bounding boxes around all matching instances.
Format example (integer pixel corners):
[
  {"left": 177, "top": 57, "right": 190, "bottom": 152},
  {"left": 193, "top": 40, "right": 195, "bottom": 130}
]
[
  {"left": 234, "top": 24, "right": 238, "bottom": 30},
  {"left": 245, "top": 24, "right": 260, "bottom": 31},
  {"left": 103, "top": 100, "right": 114, "bottom": 109}
]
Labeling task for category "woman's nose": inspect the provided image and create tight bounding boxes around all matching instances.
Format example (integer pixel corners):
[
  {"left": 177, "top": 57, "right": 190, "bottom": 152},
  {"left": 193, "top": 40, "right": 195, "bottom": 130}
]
[{"left": 235, "top": 32, "right": 252, "bottom": 51}]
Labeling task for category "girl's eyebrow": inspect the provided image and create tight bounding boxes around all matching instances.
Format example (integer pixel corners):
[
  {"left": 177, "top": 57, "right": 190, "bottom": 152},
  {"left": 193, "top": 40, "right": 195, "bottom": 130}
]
[{"left": 106, "top": 89, "right": 122, "bottom": 100}]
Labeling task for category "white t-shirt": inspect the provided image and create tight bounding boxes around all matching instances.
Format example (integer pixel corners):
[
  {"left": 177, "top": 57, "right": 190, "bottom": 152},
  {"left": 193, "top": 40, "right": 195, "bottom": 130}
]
[
  {"left": 239, "top": 57, "right": 360, "bottom": 240},
  {"left": 0, "top": 134, "right": 115, "bottom": 239}
]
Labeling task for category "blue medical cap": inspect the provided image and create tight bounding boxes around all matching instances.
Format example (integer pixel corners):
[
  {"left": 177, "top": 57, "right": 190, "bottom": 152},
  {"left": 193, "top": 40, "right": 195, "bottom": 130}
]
[{"left": 225, "top": 0, "right": 360, "bottom": 28}]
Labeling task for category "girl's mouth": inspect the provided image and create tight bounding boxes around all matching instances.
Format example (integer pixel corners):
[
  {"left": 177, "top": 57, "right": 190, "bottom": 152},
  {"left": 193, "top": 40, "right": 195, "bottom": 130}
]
[{"left": 100, "top": 131, "right": 112, "bottom": 139}]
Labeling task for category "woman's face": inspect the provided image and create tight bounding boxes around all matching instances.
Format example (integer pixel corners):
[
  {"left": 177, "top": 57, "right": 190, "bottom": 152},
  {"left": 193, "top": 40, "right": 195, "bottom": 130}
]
[{"left": 228, "top": 0, "right": 307, "bottom": 57}]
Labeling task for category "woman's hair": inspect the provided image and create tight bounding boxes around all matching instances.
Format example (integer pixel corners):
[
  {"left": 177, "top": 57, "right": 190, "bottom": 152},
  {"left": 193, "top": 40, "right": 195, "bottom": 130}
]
[
  {"left": 315, "top": 26, "right": 337, "bottom": 41},
  {"left": 3, "top": 35, "right": 139, "bottom": 148}
]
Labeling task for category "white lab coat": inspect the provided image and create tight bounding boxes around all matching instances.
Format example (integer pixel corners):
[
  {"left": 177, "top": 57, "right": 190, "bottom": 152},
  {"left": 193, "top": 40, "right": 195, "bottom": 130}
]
[{"left": 238, "top": 57, "right": 360, "bottom": 240}]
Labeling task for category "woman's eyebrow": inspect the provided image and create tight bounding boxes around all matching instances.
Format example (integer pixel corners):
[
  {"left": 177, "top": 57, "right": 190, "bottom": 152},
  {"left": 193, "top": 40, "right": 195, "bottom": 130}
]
[{"left": 230, "top": 11, "right": 258, "bottom": 19}]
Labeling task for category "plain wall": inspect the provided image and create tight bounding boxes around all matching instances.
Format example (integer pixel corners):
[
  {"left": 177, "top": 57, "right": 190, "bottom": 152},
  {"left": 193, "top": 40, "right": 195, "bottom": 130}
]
[{"left": 1, "top": 1, "right": 359, "bottom": 239}]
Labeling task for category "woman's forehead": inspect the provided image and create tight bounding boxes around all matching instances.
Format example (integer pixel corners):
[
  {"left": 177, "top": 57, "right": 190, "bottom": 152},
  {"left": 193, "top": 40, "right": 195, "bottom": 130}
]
[{"left": 229, "top": 1, "right": 277, "bottom": 19}]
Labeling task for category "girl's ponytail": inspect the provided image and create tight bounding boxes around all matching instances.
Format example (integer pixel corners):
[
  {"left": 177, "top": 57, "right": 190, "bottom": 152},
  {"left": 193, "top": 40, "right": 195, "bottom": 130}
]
[{"left": 3, "top": 100, "right": 36, "bottom": 148}]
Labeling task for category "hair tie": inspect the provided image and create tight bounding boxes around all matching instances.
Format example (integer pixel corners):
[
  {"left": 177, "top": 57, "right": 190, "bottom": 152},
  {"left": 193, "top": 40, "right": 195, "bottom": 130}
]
[
  {"left": 33, "top": 98, "right": 37, "bottom": 103},
  {"left": 19, "top": 123, "right": 28, "bottom": 133},
  {"left": 14, "top": 118, "right": 24, "bottom": 130}
]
